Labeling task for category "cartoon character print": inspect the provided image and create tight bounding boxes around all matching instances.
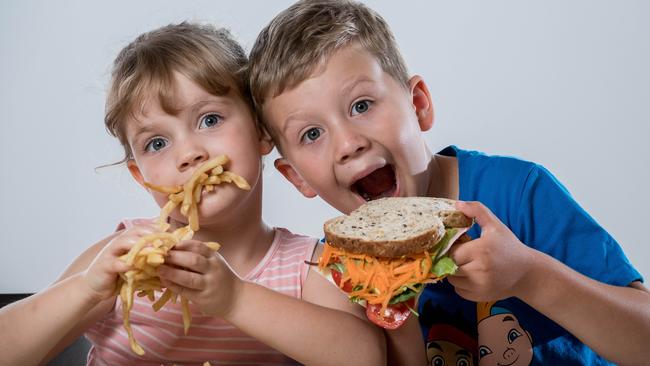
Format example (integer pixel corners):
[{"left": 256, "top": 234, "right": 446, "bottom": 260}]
[
  {"left": 476, "top": 302, "right": 533, "bottom": 366},
  {"left": 421, "top": 301, "right": 478, "bottom": 366}
]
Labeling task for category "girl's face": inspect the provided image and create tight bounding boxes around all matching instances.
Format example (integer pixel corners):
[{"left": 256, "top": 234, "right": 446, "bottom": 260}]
[{"left": 125, "top": 71, "right": 272, "bottom": 227}]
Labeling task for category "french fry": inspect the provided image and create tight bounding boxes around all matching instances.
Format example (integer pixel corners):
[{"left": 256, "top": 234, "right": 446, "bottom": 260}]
[{"left": 117, "top": 155, "right": 250, "bottom": 355}]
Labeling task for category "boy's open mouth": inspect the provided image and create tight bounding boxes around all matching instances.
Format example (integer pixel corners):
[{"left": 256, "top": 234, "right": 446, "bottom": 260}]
[{"left": 352, "top": 165, "right": 397, "bottom": 201}]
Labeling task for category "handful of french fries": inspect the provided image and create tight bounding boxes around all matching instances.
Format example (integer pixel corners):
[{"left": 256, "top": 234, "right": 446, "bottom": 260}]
[{"left": 117, "top": 155, "right": 249, "bottom": 355}]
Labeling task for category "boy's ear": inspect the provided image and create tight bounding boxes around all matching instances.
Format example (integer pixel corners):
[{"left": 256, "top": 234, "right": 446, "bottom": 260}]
[
  {"left": 274, "top": 158, "right": 317, "bottom": 198},
  {"left": 409, "top": 75, "right": 434, "bottom": 132},
  {"left": 127, "top": 159, "right": 149, "bottom": 191}
]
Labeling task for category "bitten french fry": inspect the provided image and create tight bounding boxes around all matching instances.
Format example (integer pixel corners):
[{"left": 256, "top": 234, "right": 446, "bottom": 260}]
[{"left": 117, "top": 155, "right": 249, "bottom": 355}]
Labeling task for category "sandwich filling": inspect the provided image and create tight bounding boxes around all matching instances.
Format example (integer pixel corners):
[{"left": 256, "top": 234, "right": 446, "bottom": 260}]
[{"left": 318, "top": 227, "right": 468, "bottom": 327}]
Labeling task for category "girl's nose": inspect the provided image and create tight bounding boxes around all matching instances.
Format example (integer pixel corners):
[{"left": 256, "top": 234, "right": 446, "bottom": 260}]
[{"left": 177, "top": 146, "right": 209, "bottom": 172}]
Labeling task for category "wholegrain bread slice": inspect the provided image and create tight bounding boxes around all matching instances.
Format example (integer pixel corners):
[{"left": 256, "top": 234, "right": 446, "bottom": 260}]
[{"left": 324, "top": 197, "right": 472, "bottom": 258}]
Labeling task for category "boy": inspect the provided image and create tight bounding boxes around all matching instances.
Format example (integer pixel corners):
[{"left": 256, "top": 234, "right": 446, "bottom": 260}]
[{"left": 248, "top": 0, "right": 650, "bottom": 365}]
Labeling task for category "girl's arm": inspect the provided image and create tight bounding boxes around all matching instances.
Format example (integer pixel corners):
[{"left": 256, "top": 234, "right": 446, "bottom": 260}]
[
  {"left": 1, "top": 224, "right": 158, "bottom": 366},
  {"left": 159, "top": 240, "right": 388, "bottom": 366},
  {"left": 301, "top": 245, "right": 425, "bottom": 366}
]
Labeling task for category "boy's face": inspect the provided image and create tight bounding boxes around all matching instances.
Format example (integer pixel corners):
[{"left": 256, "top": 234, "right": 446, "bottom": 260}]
[
  {"left": 262, "top": 44, "right": 435, "bottom": 214},
  {"left": 125, "top": 72, "right": 272, "bottom": 226}
]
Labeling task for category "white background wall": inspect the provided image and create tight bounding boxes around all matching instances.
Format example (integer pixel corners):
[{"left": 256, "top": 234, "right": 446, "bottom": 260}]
[{"left": 1, "top": 0, "right": 648, "bottom": 293}]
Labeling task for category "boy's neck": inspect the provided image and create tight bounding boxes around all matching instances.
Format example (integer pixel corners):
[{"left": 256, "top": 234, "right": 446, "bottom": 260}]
[{"left": 426, "top": 154, "right": 459, "bottom": 200}]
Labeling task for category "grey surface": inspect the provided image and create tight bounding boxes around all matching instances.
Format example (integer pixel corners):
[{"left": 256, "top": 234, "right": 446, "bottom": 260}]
[{"left": 1, "top": 1, "right": 648, "bottom": 293}]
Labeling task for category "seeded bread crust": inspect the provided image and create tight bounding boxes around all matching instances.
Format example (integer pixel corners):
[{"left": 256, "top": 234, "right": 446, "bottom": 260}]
[{"left": 324, "top": 197, "right": 472, "bottom": 258}]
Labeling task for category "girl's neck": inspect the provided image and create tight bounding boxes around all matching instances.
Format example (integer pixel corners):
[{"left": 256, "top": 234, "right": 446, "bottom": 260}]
[{"left": 169, "top": 188, "right": 275, "bottom": 277}]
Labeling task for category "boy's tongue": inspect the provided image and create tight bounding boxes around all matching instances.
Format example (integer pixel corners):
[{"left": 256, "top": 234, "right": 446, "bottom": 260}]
[{"left": 355, "top": 166, "right": 396, "bottom": 200}]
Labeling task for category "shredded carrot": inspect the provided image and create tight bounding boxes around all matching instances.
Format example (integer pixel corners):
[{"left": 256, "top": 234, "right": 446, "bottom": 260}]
[{"left": 320, "top": 243, "right": 451, "bottom": 316}]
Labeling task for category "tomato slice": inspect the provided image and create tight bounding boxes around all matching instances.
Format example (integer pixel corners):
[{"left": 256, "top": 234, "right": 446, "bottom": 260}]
[
  {"left": 328, "top": 260, "right": 414, "bottom": 329},
  {"left": 365, "top": 298, "right": 415, "bottom": 330},
  {"left": 329, "top": 266, "right": 353, "bottom": 293}
]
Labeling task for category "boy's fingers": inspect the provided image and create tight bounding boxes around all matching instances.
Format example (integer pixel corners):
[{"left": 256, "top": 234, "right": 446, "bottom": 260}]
[
  {"left": 448, "top": 239, "right": 474, "bottom": 266},
  {"left": 455, "top": 201, "right": 498, "bottom": 229}
]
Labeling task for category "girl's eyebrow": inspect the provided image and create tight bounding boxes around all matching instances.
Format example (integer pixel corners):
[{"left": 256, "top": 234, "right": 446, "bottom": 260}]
[
  {"left": 185, "top": 98, "right": 233, "bottom": 115},
  {"left": 129, "top": 124, "right": 157, "bottom": 145}
]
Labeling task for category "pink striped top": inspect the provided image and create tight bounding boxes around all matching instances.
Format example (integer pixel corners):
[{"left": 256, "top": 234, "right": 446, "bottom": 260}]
[{"left": 85, "top": 218, "right": 318, "bottom": 366}]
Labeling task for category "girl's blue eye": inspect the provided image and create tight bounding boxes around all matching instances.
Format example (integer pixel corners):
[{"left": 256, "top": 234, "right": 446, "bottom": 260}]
[
  {"left": 301, "top": 127, "right": 322, "bottom": 144},
  {"left": 507, "top": 329, "right": 522, "bottom": 343},
  {"left": 199, "top": 113, "right": 221, "bottom": 129},
  {"left": 145, "top": 137, "right": 167, "bottom": 152},
  {"left": 351, "top": 100, "right": 371, "bottom": 116}
]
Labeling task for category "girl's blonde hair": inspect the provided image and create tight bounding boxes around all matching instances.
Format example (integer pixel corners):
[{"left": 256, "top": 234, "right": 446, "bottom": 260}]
[{"left": 105, "top": 22, "right": 250, "bottom": 163}]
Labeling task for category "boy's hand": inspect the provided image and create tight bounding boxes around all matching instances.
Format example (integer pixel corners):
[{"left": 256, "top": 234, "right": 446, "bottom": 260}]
[
  {"left": 158, "top": 240, "right": 242, "bottom": 318},
  {"left": 447, "top": 201, "right": 537, "bottom": 302},
  {"left": 84, "top": 223, "right": 160, "bottom": 301}
]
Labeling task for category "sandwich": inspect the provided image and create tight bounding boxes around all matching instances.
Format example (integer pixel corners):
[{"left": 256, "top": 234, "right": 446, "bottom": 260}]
[{"left": 318, "top": 197, "right": 473, "bottom": 329}]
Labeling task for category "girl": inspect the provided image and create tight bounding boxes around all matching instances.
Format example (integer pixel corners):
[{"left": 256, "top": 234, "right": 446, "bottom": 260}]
[{"left": 0, "top": 22, "right": 392, "bottom": 365}]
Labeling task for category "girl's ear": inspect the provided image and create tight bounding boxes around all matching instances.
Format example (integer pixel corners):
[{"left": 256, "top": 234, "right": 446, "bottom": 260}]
[
  {"left": 408, "top": 75, "right": 434, "bottom": 132},
  {"left": 259, "top": 127, "right": 274, "bottom": 156},
  {"left": 127, "top": 159, "right": 148, "bottom": 190},
  {"left": 274, "top": 158, "right": 317, "bottom": 198}
]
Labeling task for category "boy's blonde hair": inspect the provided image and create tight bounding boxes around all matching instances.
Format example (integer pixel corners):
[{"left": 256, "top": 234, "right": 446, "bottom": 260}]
[
  {"left": 248, "top": 0, "right": 410, "bottom": 125},
  {"left": 105, "top": 22, "right": 251, "bottom": 163}
]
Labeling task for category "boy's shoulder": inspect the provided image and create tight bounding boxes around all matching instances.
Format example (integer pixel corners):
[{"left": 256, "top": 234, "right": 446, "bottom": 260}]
[{"left": 440, "top": 145, "right": 542, "bottom": 186}]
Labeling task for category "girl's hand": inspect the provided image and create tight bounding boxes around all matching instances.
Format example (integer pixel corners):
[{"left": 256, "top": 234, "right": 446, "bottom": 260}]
[
  {"left": 83, "top": 223, "right": 160, "bottom": 302},
  {"left": 447, "top": 201, "right": 538, "bottom": 302},
  {"left": 158, "top": 240, "right": 242, "bottom": 317}
]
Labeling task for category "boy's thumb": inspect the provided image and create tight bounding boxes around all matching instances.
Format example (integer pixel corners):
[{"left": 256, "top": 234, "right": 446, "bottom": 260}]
[{"left": 455, "top": 200, "right": 497, "bottom": 229}]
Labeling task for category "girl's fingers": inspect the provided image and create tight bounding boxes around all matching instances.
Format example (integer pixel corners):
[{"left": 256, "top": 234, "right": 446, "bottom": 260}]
[
  {"left": 159, "top": 265, "right": 205, "bottom": 290},
  {"left": 165, "top": 250, "right": 209, "bottom": 274},
  {"left": 173, "top": 240, "right": 214, "bottom": 258}
]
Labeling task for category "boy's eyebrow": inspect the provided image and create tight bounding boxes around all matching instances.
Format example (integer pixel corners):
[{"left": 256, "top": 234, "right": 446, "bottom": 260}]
[
  {"left": 340, "top": 77, "right": 374, "bottom": 97},
  {"left": 278, "top": 77, "right": 376, "bottom": 134}
]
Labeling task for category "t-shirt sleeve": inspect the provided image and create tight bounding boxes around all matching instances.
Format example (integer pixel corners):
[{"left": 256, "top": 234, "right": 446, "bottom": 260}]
[{"left": 514, "top": 164, "right": 642, "bottom": 287}]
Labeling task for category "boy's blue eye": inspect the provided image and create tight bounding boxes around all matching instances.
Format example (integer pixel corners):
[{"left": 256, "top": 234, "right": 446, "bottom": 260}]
[
  {"left": 301, "top": 127, "right": 322, "bottom": 144},
  {"left": 351, "top": 100, "right": 371, "bottom": 116},
  {"left": 199, "top": 113, "right": 221, "bottom": 129},
  {"left": 507, "top": 329, "right": 522, "bottom": 343},
  {"left": 145, "top": 137, "right": 167, "bottom": 152}
]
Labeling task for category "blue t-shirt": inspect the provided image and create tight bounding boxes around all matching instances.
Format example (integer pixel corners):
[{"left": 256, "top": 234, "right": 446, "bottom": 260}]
[{"left": 418, "top": 146, "right": 642, "bottom": 366}]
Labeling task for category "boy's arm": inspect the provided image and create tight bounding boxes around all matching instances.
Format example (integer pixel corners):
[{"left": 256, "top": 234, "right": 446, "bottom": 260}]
[
  {"left": 519, "top": 252, "right": 650, "bottom": 365},
  {"left": 0, "top": 234, "right": 119, "bottom": 366},
  {"left": 449, "top": 201, "right": 650, "bottom": 366}
]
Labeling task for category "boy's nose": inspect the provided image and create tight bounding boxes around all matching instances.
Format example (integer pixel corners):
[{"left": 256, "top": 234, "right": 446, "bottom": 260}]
[{"left": 334, "top": 127, "right": 370, "bottom": 164}]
